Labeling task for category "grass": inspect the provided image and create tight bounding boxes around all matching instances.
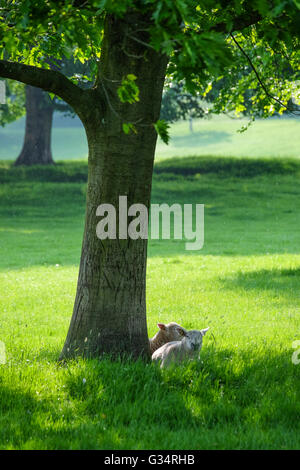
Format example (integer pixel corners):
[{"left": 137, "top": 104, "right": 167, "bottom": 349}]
[
  {"left": 0, "top": 114, "right": 299, "bottom": 161},
  {"left": 0, "top": 156, "right": 300, "bottom": 449},
  {"left": 156, "top": 115, "right": 300, "bottom": 159}
]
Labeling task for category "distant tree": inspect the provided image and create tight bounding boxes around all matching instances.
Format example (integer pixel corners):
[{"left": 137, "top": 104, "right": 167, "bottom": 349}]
[
  {"left": 160, "top": 81, "right": 206, "bottom": 132},
  {"left": 15, "top": 85, "right": 55, "bottom": 165},
  {"left": 2, "top": 58, "right": 91, "bottom": 166}
]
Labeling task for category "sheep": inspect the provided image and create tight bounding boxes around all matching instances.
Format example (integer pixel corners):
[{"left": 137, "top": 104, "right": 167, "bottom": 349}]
[
  {"left": 151, "top": 327, "right": 209, "bottom": 368},
  {"left": 149, "top": 322, "right": 186, "bottom": 354}
]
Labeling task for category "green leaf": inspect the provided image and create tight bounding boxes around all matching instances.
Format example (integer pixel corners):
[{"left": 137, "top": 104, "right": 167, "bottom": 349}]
[
  {"left": 154, "top": 119, "right": 170, "bottom": 145},
  {"left": 117, "top": 74, "right": 140, "bottom": 104},
  {"left": 122, "top": 122, "right": 137, "bottom": 135}
]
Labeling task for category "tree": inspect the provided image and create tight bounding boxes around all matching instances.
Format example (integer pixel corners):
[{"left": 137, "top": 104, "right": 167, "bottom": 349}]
[
  {"left": 0, "top": 0, "right": 299, "bottom": 360},
  {"left": 2, "top": 59, "right": 91, "bottom": 166},
  {"left": 0, "top": 80, "right": 57, "bottom": 165},
  {"left": 160, "top": 81, "right": 206, "bottom": 132},
  {"left": 15, "top": 85, "right": 55, "bottom": 165}
]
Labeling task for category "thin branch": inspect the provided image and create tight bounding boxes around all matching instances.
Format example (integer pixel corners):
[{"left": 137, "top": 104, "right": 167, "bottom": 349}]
[
  {"left": 100, "top": 75, "right": 121, "bottom": 83},
  {"left": 230, "top": 33, "right": 299, "bottom": 115},
  {"left": 126, "top": 34, "right": 155, "bottom": 50},
  {"left": 121, "top": 47, "right": 145, "bottom": 59},
  {"left": 119, "top": 25, "right": 148, "bottom": 60},
  {"left": 99, "top": 78, "right": 122, "bottom": 120},
  {"left": 99, "top": 78, "right": 147, "bottom": 126}
]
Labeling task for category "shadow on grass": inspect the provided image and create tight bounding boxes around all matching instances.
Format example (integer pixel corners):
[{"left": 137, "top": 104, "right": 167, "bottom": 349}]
[
  {"left": 155, "top": 155, "right": 300, "bottom": 178},
  {"left": 1, "top": 155, "right": 300, "bottom": 271},
  {"left": 0, "top": 161, "right": 88, "bottom": 184},
  {"left": 219, "top": 267, "right": 300, "bottom": 304},
  {"left": 1, "top": 347, "right": 299, "bottom": 449},
  {"left": 170, "top": 130, "right": 231, "bottom": 147},
  {"left": 1, "top": 155, "right": 300, "bottom": 183}
]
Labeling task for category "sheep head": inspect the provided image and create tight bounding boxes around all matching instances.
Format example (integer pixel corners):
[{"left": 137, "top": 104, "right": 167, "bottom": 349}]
[
  {"left": 157, "top": 322, "right": 186, "bottom": 342},
  {"left": 182, "top": 328, "right": 210, "bottom": 351}
]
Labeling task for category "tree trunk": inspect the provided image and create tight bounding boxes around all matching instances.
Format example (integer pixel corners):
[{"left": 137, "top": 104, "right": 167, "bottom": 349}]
[
  {"left": 15, "top": 85, "right": 54, "bottom": 166},
  {"left": 59, "top": 14, "right": 168, "bottom": 361}
]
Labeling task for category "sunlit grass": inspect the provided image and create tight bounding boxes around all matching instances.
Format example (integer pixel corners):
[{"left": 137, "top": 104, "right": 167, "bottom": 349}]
[
  {"left": 155, "top": 115, "right": 300, "bottom": 159},
  {"left": 0, "top": 157, "right": 300, "bottom": 449},
  {"left": 1, "top": 115, "right": 299, "bottom": 160}
]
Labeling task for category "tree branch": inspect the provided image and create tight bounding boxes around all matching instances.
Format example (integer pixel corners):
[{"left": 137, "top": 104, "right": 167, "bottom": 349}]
[
  {"left": 230, "top": 33, "right": 299, "bottom": 115},
  {"left": 0, "top": 59, "right": 86, "bottom": 112}
]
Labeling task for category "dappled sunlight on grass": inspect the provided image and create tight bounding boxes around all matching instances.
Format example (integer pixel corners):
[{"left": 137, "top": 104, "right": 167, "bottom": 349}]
[
  {"left": 0, "top": 346, "right": 299, "bottom": 449},
  {"left": 0, "top": 227, "right": 43, "bottom": 234}
]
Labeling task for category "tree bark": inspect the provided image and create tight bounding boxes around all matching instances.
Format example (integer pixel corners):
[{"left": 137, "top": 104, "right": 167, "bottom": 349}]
[
  {"left": 59, "top": 14, "right": 168, "bottom": 360},
  {"left": 15, "top": 86, "right": 54, "bottom": 166}
]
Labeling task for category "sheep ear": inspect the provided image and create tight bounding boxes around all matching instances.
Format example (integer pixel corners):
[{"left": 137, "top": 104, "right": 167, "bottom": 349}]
[
  {"left": 177, "top": 327, "right": 186, "bottom": 336},
  {"left": 157, "top": 323, "right": 166, "bottom": 330},
  {"left": 201, "top": 327, "right": 210, "bottom": 336}
]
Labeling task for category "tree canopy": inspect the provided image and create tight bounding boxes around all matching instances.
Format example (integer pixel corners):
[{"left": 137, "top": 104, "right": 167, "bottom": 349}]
[{"left": 1, "top": 0, "right": 299, "bottom": 137}]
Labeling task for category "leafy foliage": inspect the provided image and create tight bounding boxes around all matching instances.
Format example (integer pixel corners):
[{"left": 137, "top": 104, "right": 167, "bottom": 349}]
[
  {"left": 122, "top": 122, "right": 138, "bottom": 135},
  {"left": 117, "top": 74, "right": 140, "bottom": 104},
  {"left": 154, "top": 119, "right": 170, "bottom": 144},
  {"left": 205, "top": 31, "right": 300, "bottom": 120},
  {"left": 0, "top": 80, "right": 25, "bottom": 126},
  {"left": 0, "top": 1, "right": 299, "bottom": 131}
]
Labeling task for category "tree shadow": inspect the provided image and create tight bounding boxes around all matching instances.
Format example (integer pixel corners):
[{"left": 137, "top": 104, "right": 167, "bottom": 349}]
[
  {"left": 154, "top": 154, "right": 300, "bottom": 177},
  {"left": 1, "top": 346, "right": 299, "bottom": 449},
  {"left": 219, "top": 266, "right": 300, "bottom": 305},
  {"left": 1, "top": 155, "right": 300, "bottom": 271},
  {"left": 170, "top": 130, "right": 231, "bottom": 147}
]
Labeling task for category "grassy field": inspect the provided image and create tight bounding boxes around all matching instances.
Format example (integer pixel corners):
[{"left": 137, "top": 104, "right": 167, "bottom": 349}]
[
  {"left": 0, "top": 114, "right": 299, "bottom": 161},
  {"left": 0, "top": 157, "right": 300, "bottom": 449}
]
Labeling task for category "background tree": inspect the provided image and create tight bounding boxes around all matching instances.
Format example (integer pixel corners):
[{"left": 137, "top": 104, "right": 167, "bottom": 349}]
[
  {"left": 1, "top": 58, "right": 92, "bottom": 166},
  {"left": 160, "top": 81, "right": 207, "bottom": 132},
  {"left": 0, "top": 0, "right": 299, "bottom": 360},
  {"left": 15, "top": 85, "right": 55, "bottom": 165}
]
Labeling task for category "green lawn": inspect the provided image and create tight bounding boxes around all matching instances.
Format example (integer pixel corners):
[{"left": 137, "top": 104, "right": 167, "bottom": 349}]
[
  {"left": 0, "top": 115, "right": 299, "bottom": 160},
  {"left": 0, "top": 157, "right": 300, "bottom": 449},
  {"left": 156, "top": 115, "right": 300, "bottom": 159}
]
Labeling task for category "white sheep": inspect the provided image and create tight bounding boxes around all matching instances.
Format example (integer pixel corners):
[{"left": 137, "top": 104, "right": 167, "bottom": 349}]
[
  {"left": 149, "top": 322, "right": 186, "bottom": 354},
  {"left": 151, "top": 327, "right": 209, "bottom": 368}
]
